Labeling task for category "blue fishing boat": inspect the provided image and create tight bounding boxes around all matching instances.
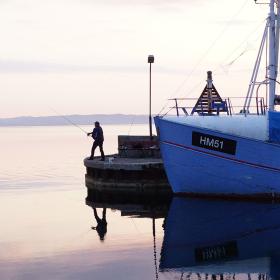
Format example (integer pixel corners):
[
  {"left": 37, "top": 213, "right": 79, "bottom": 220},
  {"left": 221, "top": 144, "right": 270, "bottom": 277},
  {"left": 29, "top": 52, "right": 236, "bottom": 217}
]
[
  {"left": 155, "top": 0, "right": 280, "bottom": 198},
  {"left": 160, "top": 197, "right": 280, "bottom": 279}
]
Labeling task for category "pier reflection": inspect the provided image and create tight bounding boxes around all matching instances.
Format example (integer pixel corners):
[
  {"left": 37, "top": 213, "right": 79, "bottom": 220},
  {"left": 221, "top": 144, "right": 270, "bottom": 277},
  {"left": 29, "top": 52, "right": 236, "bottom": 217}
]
[
  {"left": 85, "top": 188, "right": 171, "bottom": 280},
  {"left": 160, "top": 197, "right": 280, "bottom": 280},
  {"left": 86, "top": 188, "right": 171, "bottom": 242},
  {"left": 86, "top": 189, "right": 171, "bottom": 220}
]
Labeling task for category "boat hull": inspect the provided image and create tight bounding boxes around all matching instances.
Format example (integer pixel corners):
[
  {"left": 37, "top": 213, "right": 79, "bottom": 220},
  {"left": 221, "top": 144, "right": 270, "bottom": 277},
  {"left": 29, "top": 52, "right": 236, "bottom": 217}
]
[{"left": 155, "top": 116, "right": 280, "bottom": 198}]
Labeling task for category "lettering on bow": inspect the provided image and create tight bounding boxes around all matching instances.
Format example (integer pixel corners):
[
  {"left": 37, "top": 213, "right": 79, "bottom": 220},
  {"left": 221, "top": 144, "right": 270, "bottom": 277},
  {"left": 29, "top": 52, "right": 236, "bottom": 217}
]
[{"left": 192, "top": 131, "right": 237, "bottom": 155}]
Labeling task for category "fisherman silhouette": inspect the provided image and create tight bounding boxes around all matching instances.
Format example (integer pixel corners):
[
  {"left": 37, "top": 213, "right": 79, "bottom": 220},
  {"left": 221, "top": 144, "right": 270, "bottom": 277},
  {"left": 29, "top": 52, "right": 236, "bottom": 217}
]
[
  {"left": 87, "top": 121, "right": 105, "bottom": 161},
  {"left": 91, "top": 208, "right": 107, "bottom": 241}
]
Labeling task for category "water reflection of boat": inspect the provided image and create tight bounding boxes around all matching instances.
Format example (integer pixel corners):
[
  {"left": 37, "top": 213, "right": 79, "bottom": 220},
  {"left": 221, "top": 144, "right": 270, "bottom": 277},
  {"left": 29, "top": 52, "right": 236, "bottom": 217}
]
[{"left": 160, "top": 197, "right": 280, "bottom": 280}]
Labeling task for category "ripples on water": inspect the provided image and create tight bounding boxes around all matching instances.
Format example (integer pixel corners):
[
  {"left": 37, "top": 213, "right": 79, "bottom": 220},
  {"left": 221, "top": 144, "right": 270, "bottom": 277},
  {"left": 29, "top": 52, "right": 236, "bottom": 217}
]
[{"left": 0, "top": 125, "right": 280, "bottom": 280}]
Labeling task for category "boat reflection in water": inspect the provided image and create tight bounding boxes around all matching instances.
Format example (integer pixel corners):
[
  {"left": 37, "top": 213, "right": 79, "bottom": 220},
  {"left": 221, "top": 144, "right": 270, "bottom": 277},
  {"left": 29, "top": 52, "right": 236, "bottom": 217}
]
[{"left": 160, "top": 197, "right": 280, "bottom": 280}]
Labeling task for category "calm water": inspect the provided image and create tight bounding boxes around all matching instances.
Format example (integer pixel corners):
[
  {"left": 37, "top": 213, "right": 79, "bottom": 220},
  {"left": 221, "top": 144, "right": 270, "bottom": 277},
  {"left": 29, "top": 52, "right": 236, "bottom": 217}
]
[{"left": 1, "top": 125, "right": 280, "bottom": 280}]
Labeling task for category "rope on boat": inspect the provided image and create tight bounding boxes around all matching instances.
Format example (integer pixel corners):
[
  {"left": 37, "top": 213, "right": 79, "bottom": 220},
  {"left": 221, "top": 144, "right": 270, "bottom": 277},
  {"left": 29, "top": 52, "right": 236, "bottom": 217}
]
[
  {"left": 158, "top": 0, "right": 270, "bottom": 115},
  {"left": 157, "top": 0, "right": 255, "bottom": 116},
  {"left": 219, "top": 18, "right": 266, "bottom": 74},
  {"left": 158, "top": 18, "right": 266, "bottom": 116}
]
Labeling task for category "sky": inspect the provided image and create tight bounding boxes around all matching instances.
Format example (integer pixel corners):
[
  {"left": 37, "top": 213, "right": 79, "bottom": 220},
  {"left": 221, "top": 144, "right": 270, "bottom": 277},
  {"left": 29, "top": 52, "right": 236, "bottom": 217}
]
[{"left": 0, "top": 0, "right": 270, "bottom": 117}]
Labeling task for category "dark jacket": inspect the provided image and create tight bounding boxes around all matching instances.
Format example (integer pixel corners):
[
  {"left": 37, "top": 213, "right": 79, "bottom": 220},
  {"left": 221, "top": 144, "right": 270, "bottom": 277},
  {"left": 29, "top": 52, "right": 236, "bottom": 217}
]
[{"left": 92, "top": 126, "right": 104, "bottom": 143}]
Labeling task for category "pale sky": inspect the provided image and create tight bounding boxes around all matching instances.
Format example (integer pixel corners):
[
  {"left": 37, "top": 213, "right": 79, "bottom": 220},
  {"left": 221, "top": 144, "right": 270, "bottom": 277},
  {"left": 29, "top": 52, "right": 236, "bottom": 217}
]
[{"left": 0, "top": 0, "right": 269, "bottom": 117}]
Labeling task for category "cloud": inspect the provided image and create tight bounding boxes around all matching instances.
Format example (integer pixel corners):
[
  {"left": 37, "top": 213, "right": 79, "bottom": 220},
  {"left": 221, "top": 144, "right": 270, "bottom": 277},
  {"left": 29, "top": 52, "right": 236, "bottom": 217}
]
[
  {"left": 78, "top": 0, "right": 201, "bottom": 13},
  {"left": 0, "top": 59, "right": 142, "bottom": 73},
  {"left": 0, "top": 59, "right": 189, "bottom": 75},
  {"left": 85, "top": 0, "right": 186, "bottom": 5}
]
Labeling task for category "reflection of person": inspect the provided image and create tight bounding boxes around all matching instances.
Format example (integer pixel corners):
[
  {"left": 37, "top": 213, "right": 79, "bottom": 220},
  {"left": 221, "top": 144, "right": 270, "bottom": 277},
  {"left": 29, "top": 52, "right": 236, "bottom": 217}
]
[
  {"left": 91, "top": 208, "right": 107, "bottom": 241},
  {"left": 87, "top": 121, "right": 105, "bottom": 161}
]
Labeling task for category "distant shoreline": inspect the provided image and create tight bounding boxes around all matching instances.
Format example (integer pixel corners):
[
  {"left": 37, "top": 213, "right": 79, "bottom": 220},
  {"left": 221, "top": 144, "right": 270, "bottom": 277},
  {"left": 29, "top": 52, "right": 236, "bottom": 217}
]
[{"left": 0, "top": 114, "right": 150, "bottom": 126}]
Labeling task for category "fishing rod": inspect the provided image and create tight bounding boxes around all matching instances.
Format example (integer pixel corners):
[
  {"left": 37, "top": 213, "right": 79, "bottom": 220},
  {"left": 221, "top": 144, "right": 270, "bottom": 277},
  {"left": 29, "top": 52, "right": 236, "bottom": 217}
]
[{"left": 49, "top": 107, "right": 89, "bottom": 135}]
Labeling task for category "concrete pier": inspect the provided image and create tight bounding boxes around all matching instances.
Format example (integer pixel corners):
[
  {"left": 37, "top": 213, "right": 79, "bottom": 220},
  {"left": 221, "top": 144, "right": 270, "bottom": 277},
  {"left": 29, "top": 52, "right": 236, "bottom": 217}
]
[
  {"left": 84, "top": 135, "right": 171, "bottom": 195},
  {"left": 84, "top": 156, "right": 171, "bottom": 195}
]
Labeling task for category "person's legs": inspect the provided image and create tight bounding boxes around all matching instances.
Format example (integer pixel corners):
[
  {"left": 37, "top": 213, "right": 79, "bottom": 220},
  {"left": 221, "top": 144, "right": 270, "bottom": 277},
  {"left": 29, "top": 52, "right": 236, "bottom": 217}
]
[
  {"left": 93, "top": 208, "right": 102, "bottom": 223},
  {"left": 99, "top": 143, "right": 105, "bottom": 160},
  {"left": 89, "top": 142, "right": 98, "bottom": 160}
]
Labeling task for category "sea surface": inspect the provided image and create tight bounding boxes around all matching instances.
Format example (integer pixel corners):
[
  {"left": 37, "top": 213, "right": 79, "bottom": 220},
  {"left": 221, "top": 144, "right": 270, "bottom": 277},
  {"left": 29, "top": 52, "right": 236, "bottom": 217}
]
[{"left": 1, "top": 124, "right": 280, "bottom": 280}]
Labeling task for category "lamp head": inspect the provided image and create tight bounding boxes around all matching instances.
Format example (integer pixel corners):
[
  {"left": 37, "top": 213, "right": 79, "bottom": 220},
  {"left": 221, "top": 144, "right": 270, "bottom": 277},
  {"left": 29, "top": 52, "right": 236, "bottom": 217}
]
[{"left": 148, "top": 55, "right": 154, "bottom": 63}]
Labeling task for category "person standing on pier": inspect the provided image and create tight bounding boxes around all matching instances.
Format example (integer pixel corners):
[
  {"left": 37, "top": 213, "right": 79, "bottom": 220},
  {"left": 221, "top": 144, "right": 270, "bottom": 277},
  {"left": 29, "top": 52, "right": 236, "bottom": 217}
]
[{"left": 87, "top": 121, "right": 105, "bottom": 161}]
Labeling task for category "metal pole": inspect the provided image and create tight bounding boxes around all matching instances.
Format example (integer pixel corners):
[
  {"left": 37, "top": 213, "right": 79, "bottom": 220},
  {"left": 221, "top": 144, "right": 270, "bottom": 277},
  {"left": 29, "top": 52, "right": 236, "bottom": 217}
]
[
  {"left": 148, "top": 55, "right": 154, "bottom": 140},
  {"left": 275, "top": 0, "right": 280, "bottom": 70},
  {"left": 149, "top": 62, "right": 152, "bottom": 139},
  {"left": 152, "top": 216, "right": 159, "bottom": 280},
  {"left": 268, "top": 0, "right": 277, "bottom": 111}
]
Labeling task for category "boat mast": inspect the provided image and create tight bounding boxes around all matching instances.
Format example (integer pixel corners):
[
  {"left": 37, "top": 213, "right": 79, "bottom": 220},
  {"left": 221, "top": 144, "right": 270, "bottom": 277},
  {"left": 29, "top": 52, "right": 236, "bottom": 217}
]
[
  {"left": 268, "top": 0, "right": 278, "bottom": 111},
  {"left": 275, "top": 1, "right": 280, "bottom": 69},
  {"left": 243, "top": 0, "right": 280, "bottom": 113},
  {"left": 207, "top": 71, "right": 213, "bottom": 114}
]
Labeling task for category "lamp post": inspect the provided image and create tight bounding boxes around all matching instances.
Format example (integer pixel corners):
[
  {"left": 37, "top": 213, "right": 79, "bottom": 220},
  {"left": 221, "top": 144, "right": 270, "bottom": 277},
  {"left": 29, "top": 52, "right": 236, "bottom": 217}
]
[{"left": 148, "top": 55, "right": 154, "bottom": 140}]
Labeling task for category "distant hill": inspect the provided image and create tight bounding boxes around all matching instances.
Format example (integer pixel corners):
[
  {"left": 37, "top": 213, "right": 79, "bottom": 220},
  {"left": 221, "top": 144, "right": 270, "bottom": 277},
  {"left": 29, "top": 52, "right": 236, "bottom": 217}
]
[{"left": 0, "top": 114, "right": 150, "bottom": 126}]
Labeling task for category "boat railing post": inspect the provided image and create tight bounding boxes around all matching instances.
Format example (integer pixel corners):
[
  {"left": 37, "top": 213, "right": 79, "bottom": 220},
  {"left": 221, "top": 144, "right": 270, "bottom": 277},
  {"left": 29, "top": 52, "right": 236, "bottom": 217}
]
[
  {"left": 200, "top": 101, "right": 204, "bottom": 115},
  {"left": 175, "top": 99, "right": 179, "bottom": 116},
  {"left": 227, "top": 98, "right": 232, "bottom": 115},
  {"left": 225, "top": 99, "right": 229, "bottom": 116},
  {"left": 261, "top": 97, "right": 265, "bottom": 114}
]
